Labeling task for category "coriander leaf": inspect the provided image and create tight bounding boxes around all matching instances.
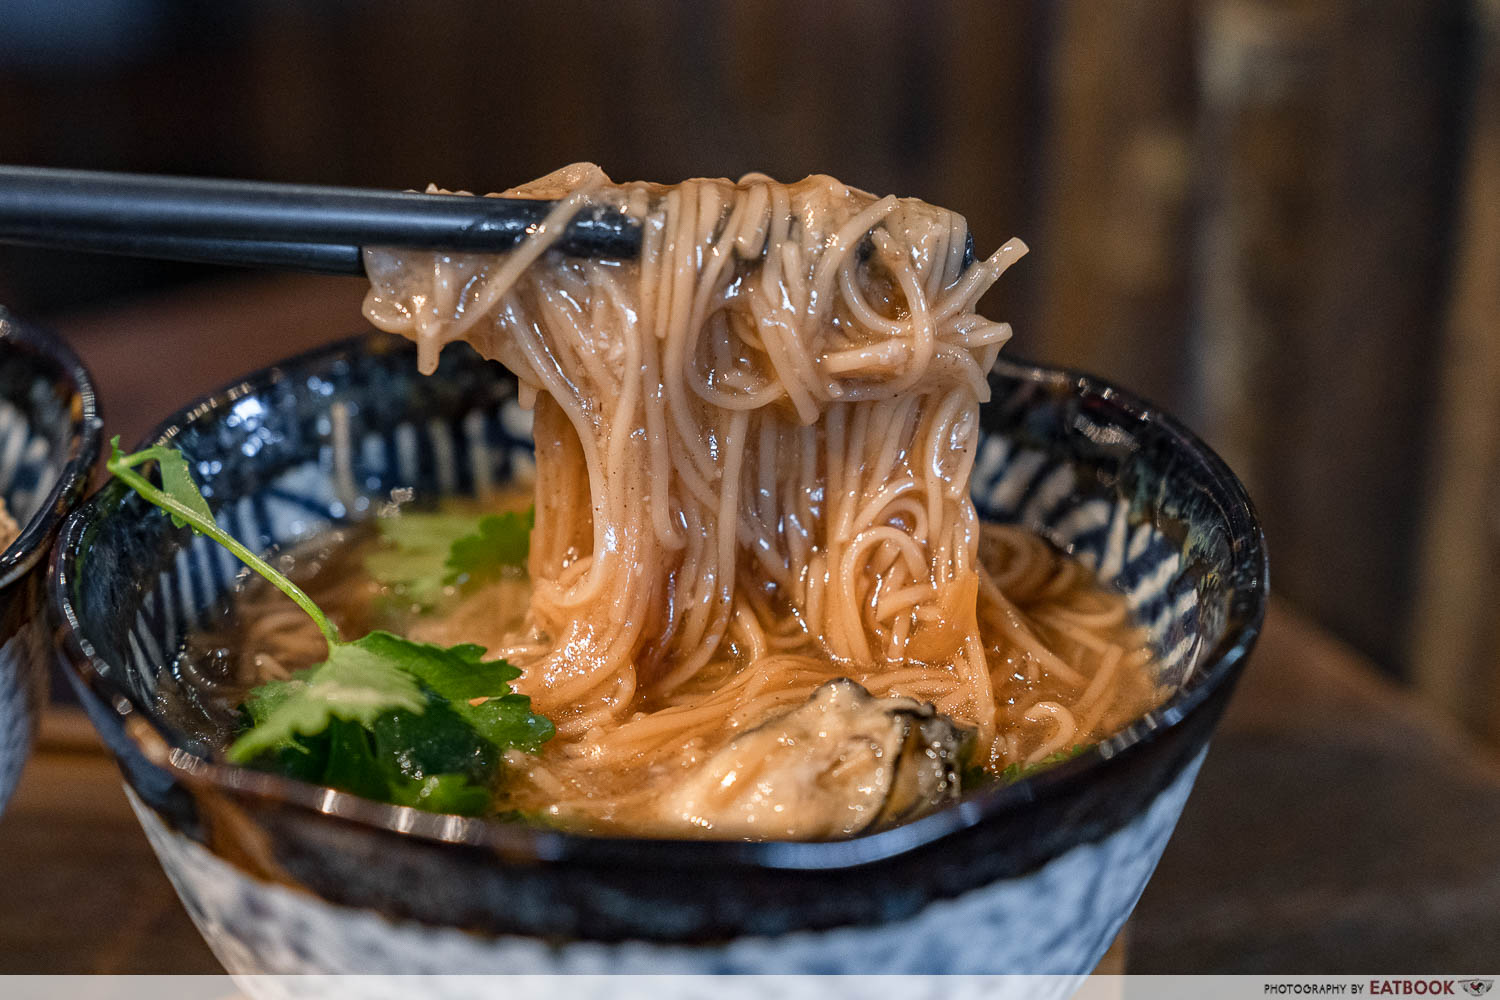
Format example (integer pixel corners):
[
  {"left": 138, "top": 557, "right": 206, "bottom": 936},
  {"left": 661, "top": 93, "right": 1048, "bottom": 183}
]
[
  {"left": 462, "top": 693, "right": 555, "bottom": 754},
  {"left": 321, "top": 718, "right": 392, "bottom": 802},
  {"left": 352, "top": 631, "right": 554, "bottom": 752},
  {"left": 244, "top": 678, "right": 297, "bottom": 727},
  {"left": 367, "top": 512, "right": 479, "bottom": 608},
  {"left": 251, "top": 715, "right": 494, "bottom": 817},
  {"left": 960, "top": 762, "right": 995, "bottom": 792},
  {"left": 444, "top": 509, "right": 533, "bottom": 586},
  {"left": 370, "top": 691, "right": 497, "bottom": 782},
  {"left": 108, "top": 441, "right": 555, "bottom": 817},
  {"left": 227, "top": 637, "right": 426, "bottom": 763},
  {"left": 253, "top": 729, "right": 330, "bottom": 784},
  {"left": 108, "top": 438, "right": 215, "bottom": 529},
  {"left": 387, "top": 773, "right": 493, "bottom": 816},
  {"left": 999, "top": 743, "right": 1092, "bottom": 784},
  {"left": 324, "top": 718, "right": 491, "bottom": 815},
  {"left": 493, "top": 808, "right": 563, "bottom": 829},
  {"left": 360, "top": 633, "right": 519, "bottom": 701},
  {"left": 235, "top": 632, "right": 553, "bottom": 813},
  {"left": 153, "top": 451, "right": 215, "bottom": 527},
  {"left": 108, "top": 439, "right": 341, "bottom": 648}
]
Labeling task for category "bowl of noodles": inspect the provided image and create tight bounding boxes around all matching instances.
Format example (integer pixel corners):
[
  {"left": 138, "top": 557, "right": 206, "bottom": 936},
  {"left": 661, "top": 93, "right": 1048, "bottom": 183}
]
[
  {"left": 0, "top": 308, "right": 100, "bottom": 816},
  {"left": 49, "top": 168, "right": 1265, "bottom": 983}
]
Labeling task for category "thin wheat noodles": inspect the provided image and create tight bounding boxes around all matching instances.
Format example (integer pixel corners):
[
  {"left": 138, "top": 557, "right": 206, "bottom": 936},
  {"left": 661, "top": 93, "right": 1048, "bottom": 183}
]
[{"left": 326, "top": 165, "right": 1163, "bottom": 824}]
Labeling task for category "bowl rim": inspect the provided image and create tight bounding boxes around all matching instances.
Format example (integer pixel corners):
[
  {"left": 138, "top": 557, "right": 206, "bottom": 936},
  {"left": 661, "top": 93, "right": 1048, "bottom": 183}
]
[
  {"left": 0, "top": 308, "right": 103, "bottom": 588},
  {"left": 50, "top": 331, "right": 1267, "bottom": 872}
]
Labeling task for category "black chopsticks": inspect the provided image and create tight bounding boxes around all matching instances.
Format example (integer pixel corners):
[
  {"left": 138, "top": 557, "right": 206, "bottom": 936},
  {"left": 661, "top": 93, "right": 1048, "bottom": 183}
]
[{"left": 0, "top": 166, "right": 642, "bottom": 275}]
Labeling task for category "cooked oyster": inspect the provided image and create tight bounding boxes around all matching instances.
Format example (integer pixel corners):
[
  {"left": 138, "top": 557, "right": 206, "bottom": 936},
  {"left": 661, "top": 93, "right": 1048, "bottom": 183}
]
[{"left": 654, "top": 679, "right": 972, "bottom": 839}]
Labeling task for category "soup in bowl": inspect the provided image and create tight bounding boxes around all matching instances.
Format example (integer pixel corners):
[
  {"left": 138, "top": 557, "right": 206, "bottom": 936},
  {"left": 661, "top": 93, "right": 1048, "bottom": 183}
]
[{"left": 49, "top": 330, "right": 1264, "bottom": 978}]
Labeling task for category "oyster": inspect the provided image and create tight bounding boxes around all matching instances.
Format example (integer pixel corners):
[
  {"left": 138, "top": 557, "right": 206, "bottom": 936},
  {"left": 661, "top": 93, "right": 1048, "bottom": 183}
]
[{"left": 654, "top": 679, "right": 973, "bottom": 839}]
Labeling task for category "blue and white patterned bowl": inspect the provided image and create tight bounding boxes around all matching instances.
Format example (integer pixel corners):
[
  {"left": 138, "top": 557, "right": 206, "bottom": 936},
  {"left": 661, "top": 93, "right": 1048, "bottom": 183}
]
[
  {"left": 49, "top": 332, "right": 1265, "bottom": 981},
  {"left": 0, "top": 308, "right": 101, "bottom": 814}
]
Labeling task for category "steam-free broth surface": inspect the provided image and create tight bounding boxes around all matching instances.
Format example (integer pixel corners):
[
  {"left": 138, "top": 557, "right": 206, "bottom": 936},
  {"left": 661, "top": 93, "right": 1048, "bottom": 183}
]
[{"left": 200, "top": 504, "right": 1164, "bottom": 836}]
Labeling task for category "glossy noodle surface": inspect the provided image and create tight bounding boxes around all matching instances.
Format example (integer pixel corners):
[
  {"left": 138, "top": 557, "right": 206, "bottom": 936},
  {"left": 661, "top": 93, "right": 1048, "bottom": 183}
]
[{"left": 206, "top": 166, "right": 1164, "bottom": 838}]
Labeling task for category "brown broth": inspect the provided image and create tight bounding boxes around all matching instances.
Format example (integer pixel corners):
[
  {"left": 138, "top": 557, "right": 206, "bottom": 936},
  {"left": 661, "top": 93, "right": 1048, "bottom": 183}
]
[{"left": 198, "top": 506, "right": 1165, "bottom": 831}]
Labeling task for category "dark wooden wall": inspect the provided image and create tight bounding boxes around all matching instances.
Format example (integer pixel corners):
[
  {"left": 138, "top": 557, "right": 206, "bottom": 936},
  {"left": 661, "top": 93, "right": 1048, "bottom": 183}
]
[{"left": 0, "top": 0, "right": 1493, "bottom": 740}]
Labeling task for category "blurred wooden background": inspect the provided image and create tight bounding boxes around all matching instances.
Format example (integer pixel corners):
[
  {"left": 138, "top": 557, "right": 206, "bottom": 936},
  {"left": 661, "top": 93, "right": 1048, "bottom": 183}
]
[{"left": 0, "top": 0, "right": 1497, "bottom": 749}]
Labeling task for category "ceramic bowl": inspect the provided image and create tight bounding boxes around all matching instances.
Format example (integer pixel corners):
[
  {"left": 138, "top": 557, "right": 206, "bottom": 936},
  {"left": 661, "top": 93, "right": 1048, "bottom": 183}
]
[
  {"left": 0, "top": 308, "right": 101, "bottom": 813},
  {"left": 50, "top": 332, "right": 1265, "bottom": 984}
]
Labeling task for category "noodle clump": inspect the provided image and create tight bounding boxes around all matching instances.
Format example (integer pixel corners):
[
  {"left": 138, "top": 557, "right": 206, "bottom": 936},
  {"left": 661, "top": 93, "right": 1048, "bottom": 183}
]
[{"left": 358, "top": 165, "right": 1152, "bottom": 827}]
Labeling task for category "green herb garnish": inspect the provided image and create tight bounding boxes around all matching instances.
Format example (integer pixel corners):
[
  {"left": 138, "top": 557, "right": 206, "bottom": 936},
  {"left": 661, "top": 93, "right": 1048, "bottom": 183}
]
[
  {"left": 366, "top": 512, "right": 480, "bottom": 609},
  {"left": 445, "top": 509, "right": 533, "bottom": 586},
  {"left": 998, "top": 744, "right": 1092, "bottom": 784},
  {"left": 493, "top": 808, "right": 563, "bottom": 829},
  {"left": 960, "top": 743, "right": 1094, "bottom": 791},
  {"left": 229, "top": 639, "right": 425, "bottom": 761},
  {"left": 960, "top": 762, "right": 995, "bottom": 792},
  {"left": 367, "top": 508, "right": 533, "bottom": 610},
  {"left": 107, "top": 438, "right": 553, "bottom": 816}
]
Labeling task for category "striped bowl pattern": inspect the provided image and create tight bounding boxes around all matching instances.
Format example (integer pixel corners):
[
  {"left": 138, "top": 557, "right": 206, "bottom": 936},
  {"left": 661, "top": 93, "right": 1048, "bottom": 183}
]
[{"left": 0, "top": 308, "right": 101, "bottom": 814}]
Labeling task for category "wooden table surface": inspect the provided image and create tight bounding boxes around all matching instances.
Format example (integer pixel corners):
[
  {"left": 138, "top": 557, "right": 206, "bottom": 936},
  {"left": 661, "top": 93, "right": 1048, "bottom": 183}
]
[{"left": 1, "top": 274, "right": 1496, "bottom": 973}]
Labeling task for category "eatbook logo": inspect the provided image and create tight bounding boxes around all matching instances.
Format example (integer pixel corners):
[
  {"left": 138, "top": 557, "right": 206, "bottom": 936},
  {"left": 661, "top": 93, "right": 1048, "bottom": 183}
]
[{"left": 1462, "top": 982, "right": 1494, "bottom": 997}]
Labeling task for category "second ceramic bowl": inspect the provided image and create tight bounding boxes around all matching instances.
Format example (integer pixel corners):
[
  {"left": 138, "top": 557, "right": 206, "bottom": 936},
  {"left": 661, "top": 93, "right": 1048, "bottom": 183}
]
[{"left": 0, "top": 307, "right": 101, "bottom": 814}]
